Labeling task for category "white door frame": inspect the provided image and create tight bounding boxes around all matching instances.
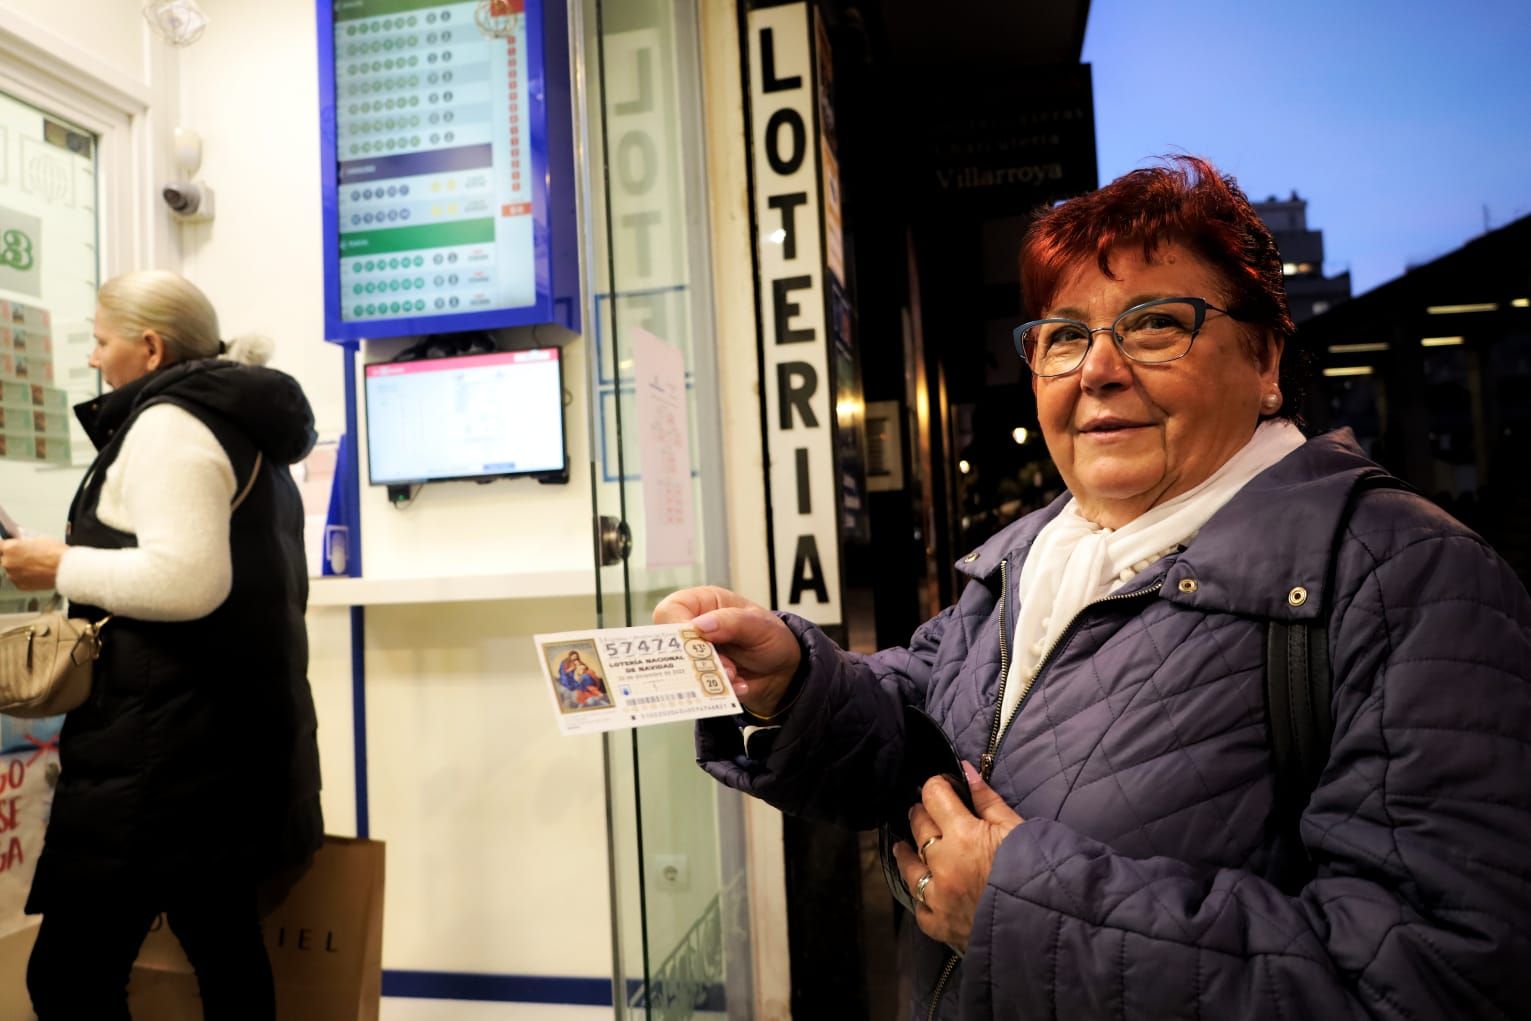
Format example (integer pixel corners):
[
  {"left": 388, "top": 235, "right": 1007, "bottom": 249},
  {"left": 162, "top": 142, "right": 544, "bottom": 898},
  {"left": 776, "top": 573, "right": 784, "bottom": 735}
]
[{"left": 0, "top": 11, "right": 172, "bottom": 278}]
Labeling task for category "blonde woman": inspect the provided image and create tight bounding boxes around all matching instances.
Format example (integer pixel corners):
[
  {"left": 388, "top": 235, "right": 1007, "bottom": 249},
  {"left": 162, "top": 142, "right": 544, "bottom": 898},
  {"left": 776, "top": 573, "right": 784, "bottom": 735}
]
[{"left": 0, "top": 270, "right": 322, "bottom": 1021}]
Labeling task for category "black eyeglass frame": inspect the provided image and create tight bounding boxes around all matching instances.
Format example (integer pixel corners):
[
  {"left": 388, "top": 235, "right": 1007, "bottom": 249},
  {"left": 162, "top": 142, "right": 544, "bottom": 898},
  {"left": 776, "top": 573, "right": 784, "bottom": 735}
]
[{"left": 1012, "top": 296, "right": 1236, "bottom": 378}]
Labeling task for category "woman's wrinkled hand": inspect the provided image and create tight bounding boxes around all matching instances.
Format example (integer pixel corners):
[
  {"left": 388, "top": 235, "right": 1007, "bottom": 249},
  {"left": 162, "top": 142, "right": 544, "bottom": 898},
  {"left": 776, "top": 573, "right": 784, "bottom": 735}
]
[
  {"left": 0, "top": 536, "right": 67, "bottom": 591},
  {"left": 652, "top": 586, "right": 802, "bottom": 717},
  {"left": 894, "top": 761, "right": 1024, "bottom": 954}
]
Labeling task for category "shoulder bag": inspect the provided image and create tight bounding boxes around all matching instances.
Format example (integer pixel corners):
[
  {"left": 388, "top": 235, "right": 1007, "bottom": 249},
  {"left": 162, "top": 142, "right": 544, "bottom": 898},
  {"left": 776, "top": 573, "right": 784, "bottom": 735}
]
[{"left": 0, "top": 602, "right": 110, "bottom": 718}]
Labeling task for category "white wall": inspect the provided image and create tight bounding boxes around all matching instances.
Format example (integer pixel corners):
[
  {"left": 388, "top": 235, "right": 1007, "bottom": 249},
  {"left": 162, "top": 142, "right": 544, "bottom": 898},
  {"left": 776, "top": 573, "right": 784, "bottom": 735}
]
[
  {"left": 176, "top": 0, "right": 342, "bottom": 436},
  {"left": 1, "top": 0, "right": 148, "bottom": 84}
]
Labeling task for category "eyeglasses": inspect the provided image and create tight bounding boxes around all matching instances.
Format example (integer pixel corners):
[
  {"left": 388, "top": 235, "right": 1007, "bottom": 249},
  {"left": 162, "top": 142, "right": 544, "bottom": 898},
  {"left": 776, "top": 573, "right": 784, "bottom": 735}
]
[{"left": 1013, "top": 297, "right": 1235, "bottom": 378}]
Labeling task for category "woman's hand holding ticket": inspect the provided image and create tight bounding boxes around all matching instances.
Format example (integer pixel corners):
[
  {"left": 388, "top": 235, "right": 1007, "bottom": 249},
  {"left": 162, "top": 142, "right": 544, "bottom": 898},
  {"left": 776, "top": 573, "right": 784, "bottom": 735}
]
[{"left": 652, "top": 586, "right": 801, "bottom": 716}]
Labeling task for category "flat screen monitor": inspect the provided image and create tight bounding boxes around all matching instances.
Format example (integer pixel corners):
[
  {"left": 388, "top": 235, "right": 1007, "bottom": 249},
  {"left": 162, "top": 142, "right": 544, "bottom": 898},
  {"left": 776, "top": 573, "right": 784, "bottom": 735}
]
[
  {"left": 363, "top": 348, "right": 566, "bottom": 485},
  {"left": 317, "top": 0, "right": 578, "bottom": 342}
]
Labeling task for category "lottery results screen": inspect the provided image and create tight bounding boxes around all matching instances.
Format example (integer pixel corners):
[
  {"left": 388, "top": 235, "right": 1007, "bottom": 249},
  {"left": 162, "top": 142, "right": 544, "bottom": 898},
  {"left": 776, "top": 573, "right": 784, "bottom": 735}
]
[{"left": 319, "top": 0, "right": 577, "bottom": 341}]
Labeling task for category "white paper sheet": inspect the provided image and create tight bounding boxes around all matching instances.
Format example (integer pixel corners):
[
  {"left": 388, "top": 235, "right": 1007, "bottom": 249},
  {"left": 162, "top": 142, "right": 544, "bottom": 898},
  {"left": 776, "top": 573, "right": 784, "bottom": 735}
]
[{"left": 632, "top": 328, "right": 695, "bottom": 569}]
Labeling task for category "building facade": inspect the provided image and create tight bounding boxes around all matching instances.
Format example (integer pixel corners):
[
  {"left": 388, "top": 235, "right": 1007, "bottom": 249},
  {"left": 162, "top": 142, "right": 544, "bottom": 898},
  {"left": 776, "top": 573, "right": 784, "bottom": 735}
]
[{"left": 1254, "top": 191, "right": 1352, "bottom": 321}]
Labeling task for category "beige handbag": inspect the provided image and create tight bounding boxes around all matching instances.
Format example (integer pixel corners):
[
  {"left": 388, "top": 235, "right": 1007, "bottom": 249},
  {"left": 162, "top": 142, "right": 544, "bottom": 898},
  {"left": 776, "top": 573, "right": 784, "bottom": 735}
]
[{"left": 0, "top": 605, "right": 110, "bottom": 718}]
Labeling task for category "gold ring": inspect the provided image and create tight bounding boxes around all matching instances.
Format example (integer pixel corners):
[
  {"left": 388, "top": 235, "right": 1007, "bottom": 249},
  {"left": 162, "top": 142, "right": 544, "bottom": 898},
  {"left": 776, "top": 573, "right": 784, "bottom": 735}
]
[
  {"left": 913, "top": 870, "right": 934, "bottom": 907},
  {"left": 918, "top": 834, "right": 941, "bottom": 861}
]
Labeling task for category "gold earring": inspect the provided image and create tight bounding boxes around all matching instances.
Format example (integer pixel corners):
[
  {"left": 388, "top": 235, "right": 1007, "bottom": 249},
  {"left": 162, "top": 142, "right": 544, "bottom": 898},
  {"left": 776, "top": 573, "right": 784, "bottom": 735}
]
[{"left": 1260, "top": 392, "right": 1281, "bottom": 412}]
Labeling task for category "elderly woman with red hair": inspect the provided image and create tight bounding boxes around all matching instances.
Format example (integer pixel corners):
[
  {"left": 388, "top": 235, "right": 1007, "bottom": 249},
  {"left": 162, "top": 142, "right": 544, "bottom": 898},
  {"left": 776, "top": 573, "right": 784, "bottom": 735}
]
[{"left": 656, "top": 157, "right": 1531, "bottom": 1018}]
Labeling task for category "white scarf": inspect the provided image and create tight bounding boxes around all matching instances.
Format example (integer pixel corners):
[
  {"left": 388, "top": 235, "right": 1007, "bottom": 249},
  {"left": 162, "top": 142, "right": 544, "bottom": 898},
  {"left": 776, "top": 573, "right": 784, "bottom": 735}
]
[{"left": 1002, "top": 420, "right": 1306, "bottom": 723}]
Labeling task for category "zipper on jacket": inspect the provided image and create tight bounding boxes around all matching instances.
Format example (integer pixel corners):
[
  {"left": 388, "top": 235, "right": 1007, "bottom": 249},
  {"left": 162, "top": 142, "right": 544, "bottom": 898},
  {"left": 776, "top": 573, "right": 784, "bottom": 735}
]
[
  {"left": 927, "top": 573, "right": 1164, "bottom": 1018},
  {"left": 978, "top": 559, "right": 1012, "bottom": 778},
  {"left": 927, "top": 559, "right": 1012, "bottom": 1019},
  {"left": 927, "top": 952, "right": 958, "bottom": 1021},
  {"left": 980, "top": 579, "right": 1164, "bottom": 780}
]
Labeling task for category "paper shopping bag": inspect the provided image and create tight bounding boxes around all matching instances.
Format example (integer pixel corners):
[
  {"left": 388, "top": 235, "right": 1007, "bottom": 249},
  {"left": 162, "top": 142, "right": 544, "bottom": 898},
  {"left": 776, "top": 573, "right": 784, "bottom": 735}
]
[
  {"left": 130, "top": 835, "right": 386, "bottom": 1021},
  {"left": 266, "top": 836, "right": 385, "bottom": 1021},
  {"left": 0, "top": 923, "right": 38, "bottom": 1021}
]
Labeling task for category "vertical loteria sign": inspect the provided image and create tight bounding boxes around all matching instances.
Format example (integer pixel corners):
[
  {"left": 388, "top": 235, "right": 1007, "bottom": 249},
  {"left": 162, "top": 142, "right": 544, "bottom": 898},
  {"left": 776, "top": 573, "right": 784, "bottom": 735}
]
[{"left": 745, "top": 1, "right": 840, "bottom": 625}]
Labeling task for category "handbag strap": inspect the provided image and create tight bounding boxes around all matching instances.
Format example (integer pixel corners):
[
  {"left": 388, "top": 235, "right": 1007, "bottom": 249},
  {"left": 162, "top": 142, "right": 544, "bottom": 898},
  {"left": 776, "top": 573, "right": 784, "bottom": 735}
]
[
  {"left": 231, "top": 450, "right": 263, "bottom": 513},
  {"left": 40, "top": 593, "right": 108, "bottom": 631},
  {"left": 52, "top": 448, "right": 261, "bottom": 629}
]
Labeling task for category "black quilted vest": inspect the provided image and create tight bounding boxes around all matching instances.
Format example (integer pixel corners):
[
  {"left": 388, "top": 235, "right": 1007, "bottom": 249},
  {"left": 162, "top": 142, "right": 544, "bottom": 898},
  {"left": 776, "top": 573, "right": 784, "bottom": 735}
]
[{"left": 27, "top": 360, "right": 323, "bottom": 911}]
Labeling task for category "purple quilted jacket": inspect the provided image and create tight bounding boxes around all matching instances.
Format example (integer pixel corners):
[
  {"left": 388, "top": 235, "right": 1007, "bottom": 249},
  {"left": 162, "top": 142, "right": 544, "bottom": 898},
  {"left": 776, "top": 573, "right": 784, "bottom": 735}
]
[{"left": 697, "top": 431, "right": 1531, "bottom": 1019}]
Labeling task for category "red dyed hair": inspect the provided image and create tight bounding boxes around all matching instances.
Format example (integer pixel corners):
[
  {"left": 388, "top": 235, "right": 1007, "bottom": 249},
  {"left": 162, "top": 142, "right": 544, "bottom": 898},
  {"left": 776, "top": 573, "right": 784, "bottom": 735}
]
[{"left": 1020, "top": 156, "right": 1304, "bottom": 421}]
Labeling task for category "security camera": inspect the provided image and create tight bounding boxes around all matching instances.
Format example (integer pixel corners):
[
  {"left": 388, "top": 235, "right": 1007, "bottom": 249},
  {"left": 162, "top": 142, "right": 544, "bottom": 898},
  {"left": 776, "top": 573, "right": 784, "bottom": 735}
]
[{"left": 161, "top": 179, "right": 214, "bottom": 223}]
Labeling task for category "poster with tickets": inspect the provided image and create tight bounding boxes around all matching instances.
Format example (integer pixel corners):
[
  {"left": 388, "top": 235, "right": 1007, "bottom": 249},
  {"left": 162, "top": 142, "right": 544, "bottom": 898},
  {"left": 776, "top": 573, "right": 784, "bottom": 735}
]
[
  {"left": 0, "top": 716, "right": 63, "bottom": 938},
  {"left": 533, "top": 624, "right": 741, "bottom": 735}
]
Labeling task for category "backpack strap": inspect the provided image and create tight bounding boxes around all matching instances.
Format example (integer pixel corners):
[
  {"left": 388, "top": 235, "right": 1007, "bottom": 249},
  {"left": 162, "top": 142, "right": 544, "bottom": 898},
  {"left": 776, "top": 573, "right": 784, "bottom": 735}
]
[
  {"left": 1263, "top": 469, "right": 1409, "bottom": 888},
  {"left": 1265, "top": 618, "right": 1333, "bottom": 824}
]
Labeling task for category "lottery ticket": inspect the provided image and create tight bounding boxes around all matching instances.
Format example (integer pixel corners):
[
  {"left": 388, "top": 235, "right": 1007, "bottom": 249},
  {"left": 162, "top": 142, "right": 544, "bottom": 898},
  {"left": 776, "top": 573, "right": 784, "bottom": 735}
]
[{"left": 533, "top": 623, "right": 741, "bottom": 735}]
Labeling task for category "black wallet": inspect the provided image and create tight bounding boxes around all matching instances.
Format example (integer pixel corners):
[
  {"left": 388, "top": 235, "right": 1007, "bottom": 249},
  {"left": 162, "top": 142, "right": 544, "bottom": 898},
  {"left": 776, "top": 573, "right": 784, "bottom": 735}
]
[{"left": 878, "top": 705, "right": 976, "bottom": 917}]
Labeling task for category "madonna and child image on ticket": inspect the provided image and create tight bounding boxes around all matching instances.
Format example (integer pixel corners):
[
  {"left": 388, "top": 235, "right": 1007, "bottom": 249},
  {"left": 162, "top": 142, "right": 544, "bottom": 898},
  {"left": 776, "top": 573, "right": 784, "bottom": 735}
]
[{"left": 533, "top": 623, "right": 742, "bottom": 735}]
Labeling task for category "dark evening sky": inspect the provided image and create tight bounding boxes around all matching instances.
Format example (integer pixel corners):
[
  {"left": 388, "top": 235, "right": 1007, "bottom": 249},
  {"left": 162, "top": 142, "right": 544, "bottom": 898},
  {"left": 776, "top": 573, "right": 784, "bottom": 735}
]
[{"left": 1085, "top": 0, "right": 1531, "bottom": 295}]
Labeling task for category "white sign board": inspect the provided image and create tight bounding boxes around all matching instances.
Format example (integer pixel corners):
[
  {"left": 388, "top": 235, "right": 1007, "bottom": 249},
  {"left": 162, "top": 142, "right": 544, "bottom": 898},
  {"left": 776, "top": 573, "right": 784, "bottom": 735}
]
[{"left": 747, "top": 2, "right": 841, "bottom": 625}]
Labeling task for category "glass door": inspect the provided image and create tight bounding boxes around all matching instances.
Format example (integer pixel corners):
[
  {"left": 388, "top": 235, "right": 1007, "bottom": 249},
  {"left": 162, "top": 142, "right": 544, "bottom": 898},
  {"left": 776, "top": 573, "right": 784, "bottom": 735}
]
[
  {"left": 0, "top": 89, "right": 101, "bottom": 547},
  {"left": 579, "top": 0, "right": 752, "bottom": 1015},
  {"left": 0, "top": 86, "right": 101, "bottom": 943}
]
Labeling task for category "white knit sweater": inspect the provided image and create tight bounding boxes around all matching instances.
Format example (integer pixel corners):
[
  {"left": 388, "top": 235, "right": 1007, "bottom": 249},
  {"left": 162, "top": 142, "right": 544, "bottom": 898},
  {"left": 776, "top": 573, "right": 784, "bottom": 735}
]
[{"left": 56, "top": 403, "right": 238, "bottom": 621}]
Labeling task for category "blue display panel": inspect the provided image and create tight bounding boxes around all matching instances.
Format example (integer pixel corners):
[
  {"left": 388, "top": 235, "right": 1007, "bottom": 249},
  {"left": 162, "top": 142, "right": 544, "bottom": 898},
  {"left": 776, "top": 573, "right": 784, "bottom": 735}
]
[{"left": 317, "top": 0, "right": 579, "bottom": 343}]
